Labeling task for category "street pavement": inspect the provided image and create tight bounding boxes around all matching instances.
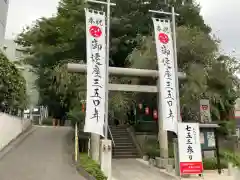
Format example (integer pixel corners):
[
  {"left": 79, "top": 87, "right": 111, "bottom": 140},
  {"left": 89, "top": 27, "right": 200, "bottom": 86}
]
[
  {"left": 112, "top": 159, "right": 175, "bottom": 180},
  {"left": 0, "top": 126, "right": 86, "bottom": 180}
]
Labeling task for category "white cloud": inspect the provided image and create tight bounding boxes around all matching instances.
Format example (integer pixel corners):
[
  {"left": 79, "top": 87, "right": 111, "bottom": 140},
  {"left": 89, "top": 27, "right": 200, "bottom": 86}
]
[{"left": 5, "top": 0, "right": 60, "bottom": 38}]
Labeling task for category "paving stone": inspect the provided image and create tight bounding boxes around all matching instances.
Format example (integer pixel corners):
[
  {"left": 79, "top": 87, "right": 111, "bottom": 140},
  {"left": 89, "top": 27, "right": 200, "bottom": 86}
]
[
  {"left": 0, "top": 126, "right": 86, "bottom": 180},
  {"left": 112, "top": 159, "right": 174, "bottom": 180}
]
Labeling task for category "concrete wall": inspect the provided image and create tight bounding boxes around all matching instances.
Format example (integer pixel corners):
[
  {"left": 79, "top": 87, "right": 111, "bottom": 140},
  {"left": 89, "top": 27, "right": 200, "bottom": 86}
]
[{"left": 0, "top": 113, "right": 32, "bottom": 151}]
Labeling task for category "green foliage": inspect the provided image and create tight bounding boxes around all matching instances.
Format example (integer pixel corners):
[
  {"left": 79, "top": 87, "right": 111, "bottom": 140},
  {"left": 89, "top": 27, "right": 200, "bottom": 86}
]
[
  {"left": 67, "top": 103, "right": 85, "bottom": 128},
  {"left": 220, "top": 151, "right": 240, "bottom": 168},
  {"left": 203, "top": 158, "right": 228, "bottom": 170},
  {"left": 128, "top": 27, "right": 240, "bottom": 122},
  {"left": 0, "top": 51, "right": 28, "bottom": 110},
  {"left": 218, "top": 121, "right": 236, "bottom": 136},
  {"left": 78, "top": 153, "right": 107, "bottom": 180},
  {"left": 143, "top": 138, "right": 174, "bottom": 158},
  {"left": 15, "top": 0, "right": 240, "bottom": 128}
]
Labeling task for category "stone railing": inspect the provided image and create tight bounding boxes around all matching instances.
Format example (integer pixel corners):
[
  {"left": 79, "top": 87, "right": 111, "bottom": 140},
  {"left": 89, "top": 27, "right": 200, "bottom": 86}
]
[{"left": 0, "top": 113, "right": 32, "bottom": 151}]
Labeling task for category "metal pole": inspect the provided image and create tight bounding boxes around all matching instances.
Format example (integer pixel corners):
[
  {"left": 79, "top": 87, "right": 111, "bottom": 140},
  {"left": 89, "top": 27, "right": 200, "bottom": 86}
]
[
  {"left": 104, "top": 0, "right": 111, "bottom": 139},
  {"left": 171, "top": 6, "right": 181, "bottom": 122}
]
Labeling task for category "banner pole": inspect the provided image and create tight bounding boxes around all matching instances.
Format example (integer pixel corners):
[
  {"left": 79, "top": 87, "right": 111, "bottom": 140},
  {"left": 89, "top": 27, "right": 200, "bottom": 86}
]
[
  {"left": 104, "top": 0, "right": 111, "bottom": 139},
  {"left": 171, "top": 6, "right": 181, "bottom": 123}
]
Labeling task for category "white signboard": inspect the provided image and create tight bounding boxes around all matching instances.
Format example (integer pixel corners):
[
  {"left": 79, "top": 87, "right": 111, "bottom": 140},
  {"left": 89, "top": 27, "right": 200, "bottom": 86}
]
[
  {"left": 200, "top": 99, "right": 211, "bottom": 123},
  {"left": 200, "top": 132, "right": 204, "bottom": 144},
  {"left": 207, "top": 132, "right": 215, "bottom": 147},
  {"left": 178, "top": 122, "right": 203, "bottom": 175},
  {"left": 152, "top": 18, "right": 178, "bottom": 133},
  {"left": 84, "top": 9, "right": 106, "bottom": 136}
]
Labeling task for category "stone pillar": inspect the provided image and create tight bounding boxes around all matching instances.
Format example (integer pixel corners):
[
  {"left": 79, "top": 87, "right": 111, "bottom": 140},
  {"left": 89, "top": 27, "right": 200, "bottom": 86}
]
[
  {"left": 173, "top": 138, "right": 180, "bottom": 176},
  {"left": 90, "top": 133, "right": 100, "bottom": 163},
  {"left": 157, "top": 80, "right": 169, "bottom": 168},
  {"left": 100, "top": 139, "right": 112, "bottom": 180}
]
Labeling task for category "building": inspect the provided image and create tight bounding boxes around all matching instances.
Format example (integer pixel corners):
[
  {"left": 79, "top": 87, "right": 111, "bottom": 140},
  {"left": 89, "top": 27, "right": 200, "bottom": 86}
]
[
  {"left": 2, "top": 39, "right": 39, "bottom": 107},
  {"left": 0, "top": 0, "right": 9, "bottom": 45}
]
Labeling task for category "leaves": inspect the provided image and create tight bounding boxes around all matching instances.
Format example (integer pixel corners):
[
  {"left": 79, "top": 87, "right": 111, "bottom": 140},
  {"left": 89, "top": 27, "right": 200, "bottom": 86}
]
[
  {"left": 0, "top": 51, "right": 27, "bottom": 110},
  {"left": 128, "top": 26, "right": 240, "bottom": 121},
  {"left": 15, "top": 0, "right": 240, "bottom": 123}
]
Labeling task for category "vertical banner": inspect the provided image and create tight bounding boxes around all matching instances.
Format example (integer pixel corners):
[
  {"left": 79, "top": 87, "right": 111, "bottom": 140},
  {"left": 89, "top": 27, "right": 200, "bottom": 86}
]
[
  {"left": 85, "top": 9, "right": 106, "bottom": 136},
  {"left": 152, "top": 18, "right": 178, "bottom": 133},
  {"left": 178, "top": 123, "right": 203, "bottom": 175},
  {"left": 200, "top": 99, "right": 211, "bottom": 123}
]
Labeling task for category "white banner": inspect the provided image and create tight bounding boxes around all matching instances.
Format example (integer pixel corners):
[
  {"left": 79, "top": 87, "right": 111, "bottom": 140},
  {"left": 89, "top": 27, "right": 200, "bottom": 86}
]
[
  {"left": 178, "top": 123, "right": 203, "bottom": 175},
  {"left": 152, "top": 18, "right": 178, "bottom": 133},
  {"left": 84, "top": 9, "right": 106, "bottom": 136}
]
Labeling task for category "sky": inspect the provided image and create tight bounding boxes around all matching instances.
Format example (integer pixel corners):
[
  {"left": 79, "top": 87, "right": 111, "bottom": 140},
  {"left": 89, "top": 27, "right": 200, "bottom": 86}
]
[
  {"left": 5, "top": 0, "right": 240, "bottom": 57},
  {"left": 198, "top": 0, "right": 240, "bottom": 57}
]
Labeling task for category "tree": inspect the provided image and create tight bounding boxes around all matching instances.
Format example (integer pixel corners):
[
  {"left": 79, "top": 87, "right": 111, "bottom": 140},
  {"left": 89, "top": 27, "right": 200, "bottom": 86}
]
[
  {"left": 0, "top": 51, "right": 28, "bottom": 111},
  {"left": 128, "top": 26, "right": 240, "bottom": 122},
  {"left": 16, "top": 0, "right": 237, "bottom": 122}
]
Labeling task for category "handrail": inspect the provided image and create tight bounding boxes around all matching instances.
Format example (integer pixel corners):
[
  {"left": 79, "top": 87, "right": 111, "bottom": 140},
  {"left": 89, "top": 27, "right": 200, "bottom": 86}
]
[{"left": 108, "top": 125, "right": 115, "bottom": 147}]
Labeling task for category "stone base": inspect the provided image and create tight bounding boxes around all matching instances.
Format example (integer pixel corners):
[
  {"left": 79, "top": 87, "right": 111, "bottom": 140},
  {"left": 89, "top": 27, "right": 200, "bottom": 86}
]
[
  {"left": 166, "top": 164, "right": 173, "bottom": 173},
  {"left": 156, "top": 157, "right": 168, "bottom": 169},
  {"left": 143, "top": 155, "right": 149, "bottom": 161},
  {"left": 168, "top": 158, "right": 175, "bottom": 167},
  {"left": 149, "top": 158, "right": 157, "bottom": 166},
  {"left": 100, "top": 139, "right": 112, "bottom": 179}
]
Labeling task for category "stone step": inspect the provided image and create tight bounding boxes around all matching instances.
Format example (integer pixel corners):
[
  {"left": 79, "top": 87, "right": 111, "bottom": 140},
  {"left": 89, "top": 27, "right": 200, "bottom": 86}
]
[
  {"left": 113, "top": 137, "right": 132, "bottom": 142},
  {"left": 113, "top": 151, "right": 138, "bottom": 155},
  {"left": 114, "top": 140, "right": 133, "bottom": 144},
  {"left": 113, "top": 154, "right": 139, "bottom": 159},
  {"left": 111, "top": 132, "right": 129, "bottom": 135},
  {"left": 113, "top": 147, "right": 137, "bottom": 152},
  {"left": 111, "top": 131, "right": 128, "bottom": 134},
  {"left": 110, "top": 126, "right": 139, "bottom": 159},
  {"left": 114, "top": 144, "right": 136, "bottom": 148},
  {"left": 110, "top": 127, "right": 127, "bottom": 131},
  {"left": 114, "top": 141, "right": 134, "bottom": 145}
]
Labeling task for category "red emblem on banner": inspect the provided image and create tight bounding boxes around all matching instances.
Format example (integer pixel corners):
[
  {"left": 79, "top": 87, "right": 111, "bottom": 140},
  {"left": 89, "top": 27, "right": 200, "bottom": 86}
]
[
  {"left": 201, "top": 105, "right": 208, "bottom": 111},
  {"left": 145, "top": 107, "right": 149, "bottom": 115},
  {"left": 158, "top": 33, "right": 169, "bottom": 44},
  {"left": 89, "top": 25, "right": 102, "bottom": 38},
  {"left": 153, "top": 110, "right": 158, "bottom": 120}
]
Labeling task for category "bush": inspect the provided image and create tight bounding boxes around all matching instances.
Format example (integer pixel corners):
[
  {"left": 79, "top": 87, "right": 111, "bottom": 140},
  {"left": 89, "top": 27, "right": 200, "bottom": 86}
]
[
  {"left": 78, "top": 153, "right": 107, "bottom": 180},
  {"left": 203, "top": 158, "right": 228, "bottom": 170},
  {"left": 68, "top": 107, "right": 85, "bottom": 128},
  {"left": 0, "top": 51, "right": 27, "bottom": 110},
  {"left": 144, "top": 138, "right": 174, "bottom": 158},
  {"left": 218, "top": 121, "right": 236, "bottom": 137},
  {"left": 220, "top": 151, "right": 240, "bottom": 168},
  {"left": 146, "top": 146, "right": 160, "bottom": 159}
]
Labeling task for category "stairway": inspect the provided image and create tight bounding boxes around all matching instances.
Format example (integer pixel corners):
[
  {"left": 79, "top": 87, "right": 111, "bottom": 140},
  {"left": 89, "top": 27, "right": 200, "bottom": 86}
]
[{"left": 110, "top": 125, "right": 139, "bottom": 159}]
